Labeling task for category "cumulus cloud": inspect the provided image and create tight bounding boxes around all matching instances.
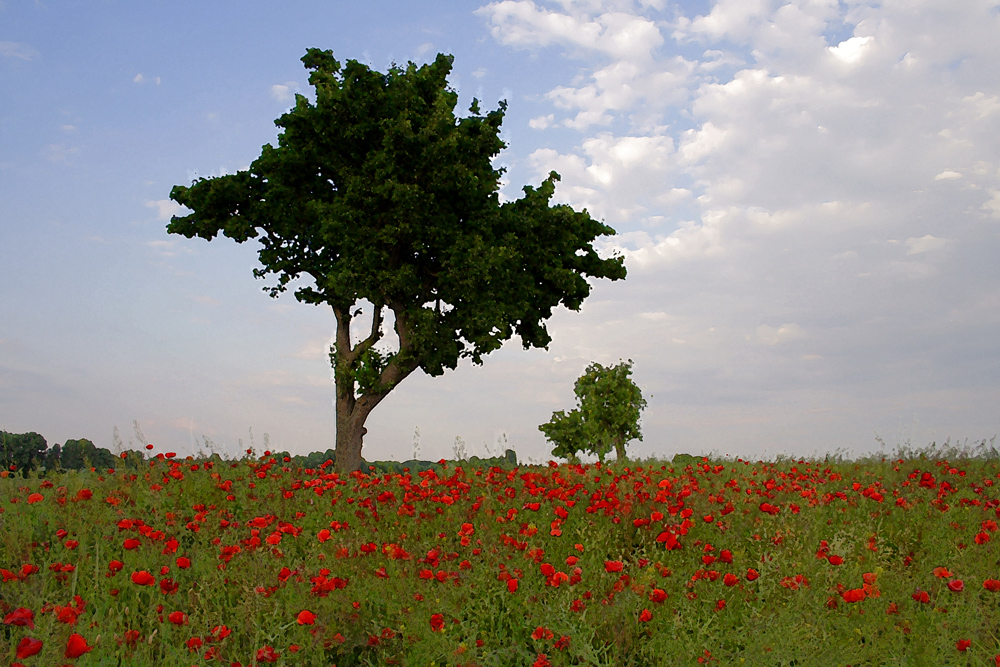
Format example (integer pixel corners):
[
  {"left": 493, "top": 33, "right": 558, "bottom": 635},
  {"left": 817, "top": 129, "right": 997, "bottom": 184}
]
[
  {"left": 476, "top": 0, "right": 1000, "bottom": 456},
  {"left": 905, "top": 235, "right": 947, "bottom": 255},
  {"left": 270, "top": 81, "right": 300, "bottom": 103},
  {"left": 146, "top": 199, "right": 187, "bottom": 220},
  {"left": 828, "top": 36, "right": 873, "bottom": 64}
]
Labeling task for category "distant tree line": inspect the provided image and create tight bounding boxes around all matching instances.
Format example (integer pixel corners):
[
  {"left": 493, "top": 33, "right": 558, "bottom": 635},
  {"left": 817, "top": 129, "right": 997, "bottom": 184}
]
[
  {"left": 0, "top": 431, "right": 146, "bottom": 477},
  {"left": 1, "top": 431, "right": 519, "bottom": 478}
]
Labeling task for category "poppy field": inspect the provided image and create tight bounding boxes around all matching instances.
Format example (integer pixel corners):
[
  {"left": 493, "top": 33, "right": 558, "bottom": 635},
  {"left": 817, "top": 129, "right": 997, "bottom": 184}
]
[{"left": 2, "top": 444, "right": 1000, "bottom": 666}]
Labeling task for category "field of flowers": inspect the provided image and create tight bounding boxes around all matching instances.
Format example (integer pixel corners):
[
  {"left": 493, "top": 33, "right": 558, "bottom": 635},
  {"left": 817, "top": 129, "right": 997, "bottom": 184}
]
[{"left": 2, "top": 444, "right": 1000, "bottom": 666}]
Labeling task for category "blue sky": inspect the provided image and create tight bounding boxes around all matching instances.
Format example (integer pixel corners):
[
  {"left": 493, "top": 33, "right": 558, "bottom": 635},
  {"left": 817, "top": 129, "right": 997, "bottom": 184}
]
[{"left": 2, "top": 0, "right": 999, "bottom": 463}]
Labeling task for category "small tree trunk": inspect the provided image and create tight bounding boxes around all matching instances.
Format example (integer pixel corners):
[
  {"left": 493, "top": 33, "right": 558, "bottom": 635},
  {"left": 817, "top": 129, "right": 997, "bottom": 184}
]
[
  {"left": 334, "top": 393, "right": 375, "bottom": 474},
  {"left": 614, "top": 436, "right": 627, "bottom": 463}
]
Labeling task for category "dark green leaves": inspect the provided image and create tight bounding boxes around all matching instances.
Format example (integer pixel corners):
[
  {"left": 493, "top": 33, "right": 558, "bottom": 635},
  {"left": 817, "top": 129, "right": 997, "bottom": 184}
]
[{"left": 166, "top": 47, "right": 626, "bottom": 388}]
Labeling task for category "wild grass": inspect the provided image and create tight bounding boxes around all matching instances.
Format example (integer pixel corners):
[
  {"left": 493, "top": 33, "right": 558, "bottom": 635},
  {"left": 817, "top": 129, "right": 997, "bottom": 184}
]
[{"left": 2, "top": 440, "right": 1000, "bottom": 665}]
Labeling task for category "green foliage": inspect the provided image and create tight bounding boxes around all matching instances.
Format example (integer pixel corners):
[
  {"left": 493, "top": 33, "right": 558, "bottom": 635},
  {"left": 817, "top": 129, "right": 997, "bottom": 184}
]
[
  {"left": 4, "top": 449, "right": 1000, "bottom": 665},
  {"left": 167, "top": 48, "right": 627, "bottom": 472},
  {"left": 0, "top": 431, "right": 47, "bottom": 477},
  {"left": 540, "top": 359, "right": 647, "bottom": 463},
  {"left": 1, "top": 432, "right": 140, "bottom": 476},
  {"left": 60, "top": 438, "right": 118, "bottom": 471}
]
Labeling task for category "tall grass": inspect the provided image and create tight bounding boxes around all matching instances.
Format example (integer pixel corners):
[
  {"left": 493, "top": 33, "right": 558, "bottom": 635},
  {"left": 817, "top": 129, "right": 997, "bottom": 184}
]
[{"left": 2, "top": 442, "right": 999, "bottom": 665}]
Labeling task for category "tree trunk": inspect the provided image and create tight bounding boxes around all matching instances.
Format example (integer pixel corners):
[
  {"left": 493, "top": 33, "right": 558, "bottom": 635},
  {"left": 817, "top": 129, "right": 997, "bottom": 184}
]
[
  {"left": 334, "top": 395, "right": 369, "bottom": 474},
  {"left": 334, "top": 387, "right": 385, "bottom": 474},
  {"left": 330, "top": 302, "right": 420, "bottom": 475},
  {"left": 614, "top": 436, "right": 627, "bottom": 463}
]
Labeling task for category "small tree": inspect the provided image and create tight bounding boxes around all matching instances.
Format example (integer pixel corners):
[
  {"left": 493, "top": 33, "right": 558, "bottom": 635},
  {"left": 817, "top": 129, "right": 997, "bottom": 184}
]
[
  {"left": 540, "top": 359, "right": 647, "bottom": 463},
  {"left": 0, "top": 431, "right": 48, "bottom": 477},
  {"left": 167, "top": 49, "right": 627, "bottom": 473}
]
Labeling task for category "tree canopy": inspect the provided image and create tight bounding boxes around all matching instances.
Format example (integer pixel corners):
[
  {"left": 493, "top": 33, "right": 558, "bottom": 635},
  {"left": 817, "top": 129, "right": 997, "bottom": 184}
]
[
  {"left": 168, "top": 48, "right": 627, "bottom": 472},
  {"left": 539, "top": 359, "right": 647, "bottom": 463}
]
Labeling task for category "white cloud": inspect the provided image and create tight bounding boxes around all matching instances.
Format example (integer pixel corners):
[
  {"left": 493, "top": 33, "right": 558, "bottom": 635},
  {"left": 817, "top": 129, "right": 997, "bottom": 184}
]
[
  {"left": 905, "top": 235, "right": 947, "bottom": 255},
  {"left": 680, "top": 0, "right": 771, "bottom": 43},
  {"left": 477, "top": 0, "right": 1000, "bottom": 457},
  {"left": 270, "top": 81, "right": 300, "bottom": 103},
  {"left": 679, "top": 121, "right": 728, "bottom": 163},
  {"left": 828, "top": 36, "right": 873, "bottom": 64},
  {"left": 146, "top": 199, "right": 187, "bottom": 220},
  {"left": 528, "top": 113, "right": 554, "bottom": 129},
  {"left": 0, "top": 41, "right": 37, "bottom": 60},
  {"left": 479, "top": 2, "right": 663, "bottom": 60}
]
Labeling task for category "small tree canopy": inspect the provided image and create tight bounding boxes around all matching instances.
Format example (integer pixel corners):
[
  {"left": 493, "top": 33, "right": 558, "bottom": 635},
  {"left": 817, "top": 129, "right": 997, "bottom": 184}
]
[
  {"left": 168, "top": 49, "right": 627, "bottom": 472},
  {"left": 540, "top": 359, "right": 647, "bottom": 463}
]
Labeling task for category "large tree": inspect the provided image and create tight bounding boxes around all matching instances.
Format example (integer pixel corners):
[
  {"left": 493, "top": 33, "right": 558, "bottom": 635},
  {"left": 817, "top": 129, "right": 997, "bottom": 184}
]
[{"left": 168, "top": 49, "right": 627, "bottom": 473}]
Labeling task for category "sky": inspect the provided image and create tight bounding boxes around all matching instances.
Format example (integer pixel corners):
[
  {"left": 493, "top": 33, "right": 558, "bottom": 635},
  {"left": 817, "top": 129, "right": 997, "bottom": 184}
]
[{"left": 2, "top": 0, "right": 999, "bottom": 465}]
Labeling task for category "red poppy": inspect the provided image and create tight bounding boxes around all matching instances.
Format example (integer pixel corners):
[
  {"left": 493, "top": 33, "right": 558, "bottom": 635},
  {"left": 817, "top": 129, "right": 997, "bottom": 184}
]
[
  {"left": 27, "top": 493, "right": 43, "bottom": 504},
  {"left": 912, "top": 590, "right": 930, "bottom": 603},
  {"left": 827, "top": 555, "right": 844, "bottom": 566},
  {"left": 65, "top": 633, "right": 93, "bottom": 658},
  {"left": 187, "top": 636, "right": 203, "bottom": 652},
  {"left": 933, "top": 567, "right": 953, "bottom": 578},
  {"left": 54, "top": 605, "right": 80, "bottom": 625},
  {"left": 843, "top": 588, "right": 866, "bottom": 603},
  {"left": 131, "top": 570, "right": 156, "bottom": 586},
  {"left": 957, "top": 639, "right": 972, "bottom": 651},
  {"left": 4, "top": 607, "right": 35, "bottom": 628},
  {"left": 604, "top": 560, "right": 624, "bottom": 573},
  {"left": 297, "top": 610, "right": 316, "bottom": 625},
  {"left": 532, "top": 654, "right": 552, "bottom": 667},
  {"left": 984, "top": 579, "right": 1000, "bottom": 592},
  {"left": 948, "top": 579, "right": 964, "bottom": 592},
  {"left": 649, "top": 588, "right": 667, "bottom": 603},
  {"left": 123, "top": 538, "right": 141, "bottom": 550},
  {"left": 531, "top": 626, "right": 554, "bottom": 640},
  {"left": 656, "top": 531, "right": 681, "bottom": 550},
  {"left": 430, "top": 613, "right": 445, "bottom": 632},
  {"left": 168, "top": 611, "right": 188, "bottom": 625},
  {"left": 639, "top": 608, "right": 653, "bottom": 622},
  {"left": 255, "top": 645, "right": 280, "bottom": 663},
  {"left": 746, "top": 568, "right": 760, "bottom": 581},
  {"left": 508, "top": 578, "right": 518, "bottom": 593},
  {"left": 176, "top": 557, "right": 191, "bottom": 569},
  {"left": 16, "top": 637, "right": 43, "bottom": 659},
  {"left": 758, "top": 502, "right": 780, "bottom": 515},
  {"left": 723, "top": 573, "right": 739, "bottom": 587}
]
